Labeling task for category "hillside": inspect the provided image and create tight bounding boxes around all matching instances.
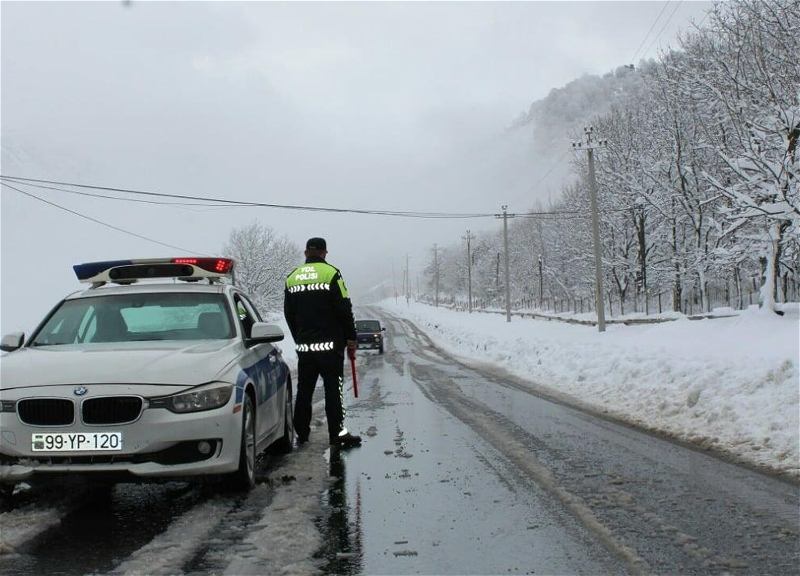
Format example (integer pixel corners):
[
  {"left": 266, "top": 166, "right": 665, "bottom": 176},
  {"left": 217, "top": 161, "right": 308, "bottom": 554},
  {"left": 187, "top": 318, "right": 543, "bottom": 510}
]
[{"left": 505, "top": 63, "right": 650, "bottom": 208}]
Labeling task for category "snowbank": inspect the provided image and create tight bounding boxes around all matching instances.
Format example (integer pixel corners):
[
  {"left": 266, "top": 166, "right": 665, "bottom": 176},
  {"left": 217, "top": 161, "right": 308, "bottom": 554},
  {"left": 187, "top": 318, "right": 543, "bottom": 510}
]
[{"left": 380, "top": 300, "right": 800, "bottom": 478}]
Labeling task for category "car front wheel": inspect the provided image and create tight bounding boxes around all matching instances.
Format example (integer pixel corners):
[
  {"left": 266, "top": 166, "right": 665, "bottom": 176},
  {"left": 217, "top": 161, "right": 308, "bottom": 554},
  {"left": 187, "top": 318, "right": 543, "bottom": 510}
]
[
  {"left": 270, "top": 377, "right": 294, "bottom": 454},
  {"left": 228, "top": 394, "right": 256, "bottom": 491}
]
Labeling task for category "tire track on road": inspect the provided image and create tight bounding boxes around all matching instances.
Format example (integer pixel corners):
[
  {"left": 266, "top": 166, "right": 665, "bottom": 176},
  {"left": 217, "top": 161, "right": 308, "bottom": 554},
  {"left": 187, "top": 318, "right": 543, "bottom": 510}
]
[
  {"left": 384, "top": 308, "right": 652, "bottom": 574},
  {"left": 381, "top": 308, "right": 799, "bottom": 575},
  {"left": 2, "top": 482, "right": 207, "bottom": 575},
  {"left": 110, "top": 497, "right": 237, "bottom": 576},
  {"left": 406, "top": 358, "right": 652, "bottom": 576},
  {"left": 0, "top": 484, "right": 98, "bottom": 556}
]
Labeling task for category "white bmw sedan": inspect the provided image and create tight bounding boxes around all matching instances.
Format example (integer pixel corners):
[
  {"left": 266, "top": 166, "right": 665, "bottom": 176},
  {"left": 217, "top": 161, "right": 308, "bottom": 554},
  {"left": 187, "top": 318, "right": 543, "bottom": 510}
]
[{"left": 0, "top": 258, "right": 294, "bottom": 496}]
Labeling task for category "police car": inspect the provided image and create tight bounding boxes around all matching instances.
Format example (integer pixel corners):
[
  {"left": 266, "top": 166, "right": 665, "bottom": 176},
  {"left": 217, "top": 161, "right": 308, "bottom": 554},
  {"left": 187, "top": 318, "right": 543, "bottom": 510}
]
[{"left": 0, "top": 257, "right": 293, "bottom": 495}]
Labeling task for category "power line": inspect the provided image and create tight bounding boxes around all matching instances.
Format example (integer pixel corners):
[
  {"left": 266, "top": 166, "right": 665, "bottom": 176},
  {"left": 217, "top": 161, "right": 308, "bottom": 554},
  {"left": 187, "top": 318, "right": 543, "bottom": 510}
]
[
  {"left": 630, "top": 1, "right": 672, "bottom": 64},
  {"left": 0, "top": 174, "right": 595, "bottom": 220},
  {"left": 0, "top": 177, "right": 230, "bottom": 210},
  {"left": 0, "top": 174, "right": 497, "bottom": 219},
  {"left": 641, "top": 0, "right": 685, "bottom": 60},
  {"left": 0, "top": 181, "right": 205, "bottom": 255},
  {"left": 694, "top": 9, "right": 710, "bottom": 30},
  {"left": 0, "top": 174, "right": 634, "bottom": 223},
  {"left": 507, "top": 151, "right": 570, "bottom": 208}
]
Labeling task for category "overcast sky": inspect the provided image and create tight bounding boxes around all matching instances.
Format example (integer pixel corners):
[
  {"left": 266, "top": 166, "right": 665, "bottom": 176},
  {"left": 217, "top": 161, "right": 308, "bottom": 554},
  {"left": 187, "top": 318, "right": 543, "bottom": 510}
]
[{"left": 1, "top": 0, "right": 711, "bottom": 333}]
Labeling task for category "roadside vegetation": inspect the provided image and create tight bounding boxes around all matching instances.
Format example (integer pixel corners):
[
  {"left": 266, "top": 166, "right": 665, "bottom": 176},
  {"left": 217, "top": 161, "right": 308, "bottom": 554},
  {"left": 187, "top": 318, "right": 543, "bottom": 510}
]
[{"left": 427, "top": 0, "right": 799, "bottom": 317}]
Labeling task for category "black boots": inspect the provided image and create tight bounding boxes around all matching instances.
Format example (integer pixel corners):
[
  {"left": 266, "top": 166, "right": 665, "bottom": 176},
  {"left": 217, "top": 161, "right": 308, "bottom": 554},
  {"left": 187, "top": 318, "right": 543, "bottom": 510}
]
[{"left": 331, "top": 432, "right": 362, "bottom": 449}]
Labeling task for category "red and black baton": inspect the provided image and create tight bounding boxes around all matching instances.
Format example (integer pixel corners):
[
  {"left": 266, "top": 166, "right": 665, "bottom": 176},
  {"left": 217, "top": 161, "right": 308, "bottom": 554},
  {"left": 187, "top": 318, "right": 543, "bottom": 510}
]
[{"left": 348, "top": 348, "right": 359, "bottom": 398}]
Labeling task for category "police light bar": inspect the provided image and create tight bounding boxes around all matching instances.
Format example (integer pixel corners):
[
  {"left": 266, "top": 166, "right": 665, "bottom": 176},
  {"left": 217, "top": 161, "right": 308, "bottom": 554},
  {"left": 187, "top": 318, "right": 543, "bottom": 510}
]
[{"left": 73, "top": 257, "right": 235, "bottom": 284}]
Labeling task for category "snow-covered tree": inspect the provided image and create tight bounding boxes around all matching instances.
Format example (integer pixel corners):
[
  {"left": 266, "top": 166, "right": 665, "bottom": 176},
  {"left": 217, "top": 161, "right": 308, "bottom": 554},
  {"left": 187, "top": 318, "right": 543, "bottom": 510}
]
[
  {"left": 677, "top": 0, "right": 800, "bottom": 313},
  {"left": 222, "top": 221, "right": 300, "bottom": 315},
  {"left": 422, "top": 0, "right": 798, "bottom": 316}
]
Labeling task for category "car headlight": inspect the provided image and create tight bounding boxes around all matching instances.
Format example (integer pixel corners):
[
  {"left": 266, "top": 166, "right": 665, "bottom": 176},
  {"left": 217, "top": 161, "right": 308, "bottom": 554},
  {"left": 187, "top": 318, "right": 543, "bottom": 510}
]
[{"left": 158, "top": 384, "right": 233, "bottom": 414}]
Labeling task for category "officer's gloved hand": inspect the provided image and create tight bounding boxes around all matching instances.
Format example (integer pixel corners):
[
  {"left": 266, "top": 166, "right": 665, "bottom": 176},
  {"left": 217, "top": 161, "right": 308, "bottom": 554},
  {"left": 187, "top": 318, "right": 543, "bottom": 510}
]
[{"left": 347, "top": 340, "right": 357, "bottom": 360}]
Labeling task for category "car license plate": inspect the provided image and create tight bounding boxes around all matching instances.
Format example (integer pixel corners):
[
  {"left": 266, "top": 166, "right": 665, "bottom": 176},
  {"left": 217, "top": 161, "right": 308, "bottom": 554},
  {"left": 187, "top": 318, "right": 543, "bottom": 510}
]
[{"left": 31, "top": 432, "right": 123, "bottom": 452}]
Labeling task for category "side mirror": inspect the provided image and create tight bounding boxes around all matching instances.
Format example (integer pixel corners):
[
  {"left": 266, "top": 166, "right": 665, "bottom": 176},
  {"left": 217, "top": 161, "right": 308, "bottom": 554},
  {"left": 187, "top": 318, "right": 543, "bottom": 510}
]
[
  {"left": 249, "top": 323, "right": 284, "bottom": 343},
  {"left": 381, "top": 327, "right": 386, "bottom": 332},
  {"left": 1, "top": 332, "right": 25, "bottom": 352}
]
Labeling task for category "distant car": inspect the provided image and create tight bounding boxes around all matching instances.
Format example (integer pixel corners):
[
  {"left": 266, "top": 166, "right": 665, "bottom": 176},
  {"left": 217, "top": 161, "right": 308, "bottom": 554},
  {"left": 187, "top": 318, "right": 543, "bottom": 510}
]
[
  {"left": 0, "top": 257, "right": 294, "bottom": 497},
  {"left": 355, "top": 319, "right": 385, "bottom": 354}
]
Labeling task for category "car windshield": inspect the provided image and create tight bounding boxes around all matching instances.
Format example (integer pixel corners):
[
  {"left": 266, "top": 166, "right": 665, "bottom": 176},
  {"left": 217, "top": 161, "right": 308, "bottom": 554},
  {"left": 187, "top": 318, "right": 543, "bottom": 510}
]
[
  {"left": 356, "top": 320, "right": 381, "bottom": 332},
  {"left": 32, "top": 292, "right": 234, "bottom": 345}
]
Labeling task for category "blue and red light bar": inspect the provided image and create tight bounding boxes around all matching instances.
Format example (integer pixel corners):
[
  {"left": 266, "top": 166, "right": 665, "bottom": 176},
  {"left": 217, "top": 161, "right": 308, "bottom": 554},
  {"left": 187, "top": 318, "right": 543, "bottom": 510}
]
[
  {"left": 73, "top": 260, "right": 134, "bottom": 281},
  {"left": 73, "top": 257, "right": 234, "bottom": 283},
  {"left": 172, "top": 258, "right": 233, "bottom": 274}
]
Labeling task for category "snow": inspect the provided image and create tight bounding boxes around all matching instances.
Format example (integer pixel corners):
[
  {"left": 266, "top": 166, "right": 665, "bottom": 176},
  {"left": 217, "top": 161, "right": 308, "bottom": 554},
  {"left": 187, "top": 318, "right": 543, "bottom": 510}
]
[
  {"left": 380, "top": 300, "right": 800, "bottom": 478},
  {"left": 222, "top": 428, "right": 332, "bottom": 575},
  {"left": 110, "top": 408, "right": 331, "bottom": 576},
  {"left": 111, "top": 499, "right": 235, "bottom": 575},
  {"left": 0, "top": 484, "right": 93, "bottom": 555},
  {"left": 0, "top": 505, "right": 62, "bottom": 555}
]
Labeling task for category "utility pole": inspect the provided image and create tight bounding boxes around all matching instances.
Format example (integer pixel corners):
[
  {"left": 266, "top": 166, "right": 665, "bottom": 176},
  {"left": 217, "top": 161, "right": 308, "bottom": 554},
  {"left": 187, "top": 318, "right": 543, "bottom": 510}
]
[
  {"left": 392, "top": 259, "right": 398, "bottom": 304},
  {"left": 495, "top": 205, "right": 515, "bottom": 323},
  {"left": 462, "top": 230, "right": 476, "bottom": 313},
  {"left": 405, "top": 253, "right": 411, "bottom": 307},
  {"left": 573, "top": 126, "right": 608, "bottom": 332},
  {"left": 635, "top": 198, "right": 648, "bottom": 315},
  {"left": 538, "top": 255, "right": 543, "bottom": 309},
  {"left": 433, "top": 244, "right": 440, "bottom": 308}
]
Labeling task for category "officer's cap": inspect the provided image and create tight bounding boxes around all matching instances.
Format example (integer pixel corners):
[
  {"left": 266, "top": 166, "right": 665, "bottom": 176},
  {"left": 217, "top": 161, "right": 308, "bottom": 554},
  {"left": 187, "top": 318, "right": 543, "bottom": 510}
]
[{"left": 306, "top": 237, "right": 327, "bottom": 251}]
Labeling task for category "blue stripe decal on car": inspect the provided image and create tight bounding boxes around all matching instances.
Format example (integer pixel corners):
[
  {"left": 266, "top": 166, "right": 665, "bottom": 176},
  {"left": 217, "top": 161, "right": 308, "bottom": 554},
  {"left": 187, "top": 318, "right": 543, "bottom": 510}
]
[
  {"left": 234, "top": 372, "right": 246, "bottom": 404},
  {"left": 234, "top": 353, "right": 286, "bottom": 406}
]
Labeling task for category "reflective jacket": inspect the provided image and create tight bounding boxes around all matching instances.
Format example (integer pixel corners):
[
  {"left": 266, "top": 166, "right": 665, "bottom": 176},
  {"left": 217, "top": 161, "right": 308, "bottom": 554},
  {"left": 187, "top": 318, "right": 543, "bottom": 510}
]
[{"left": 283, "top": 257, "right": 357, "bottom": 353}]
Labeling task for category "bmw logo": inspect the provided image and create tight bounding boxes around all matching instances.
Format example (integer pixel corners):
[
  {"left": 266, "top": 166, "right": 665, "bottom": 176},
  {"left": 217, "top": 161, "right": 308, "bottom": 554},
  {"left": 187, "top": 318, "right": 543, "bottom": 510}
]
[{"left": 73, "top": 386, "right": 88, "bottom": 396}]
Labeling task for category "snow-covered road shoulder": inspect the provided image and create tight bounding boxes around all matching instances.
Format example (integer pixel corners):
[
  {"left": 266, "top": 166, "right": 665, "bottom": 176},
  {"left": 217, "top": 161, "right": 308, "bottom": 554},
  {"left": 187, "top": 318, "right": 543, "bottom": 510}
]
[{"left": 380, "top": 300, "right": 800, "bottom": 479}]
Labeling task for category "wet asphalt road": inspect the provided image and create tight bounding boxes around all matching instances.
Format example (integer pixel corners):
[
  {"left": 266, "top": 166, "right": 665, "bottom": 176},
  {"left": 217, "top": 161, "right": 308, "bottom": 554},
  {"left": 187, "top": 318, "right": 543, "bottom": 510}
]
[
  {"left": 325, "top": 308, "right": 799, "bottom": 575},
  {"left": 3, "top": 309, "right": 798, "bottom": 575},
  {"left": 1, "top": 454, "right": 283, "bottom": 576}
]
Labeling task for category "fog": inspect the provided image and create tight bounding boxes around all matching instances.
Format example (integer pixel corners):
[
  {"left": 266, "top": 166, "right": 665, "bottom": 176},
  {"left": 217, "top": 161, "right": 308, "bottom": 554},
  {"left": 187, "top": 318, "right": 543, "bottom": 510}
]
[{"left": 1, "top": 1, "right": 710, "bottom": 333}]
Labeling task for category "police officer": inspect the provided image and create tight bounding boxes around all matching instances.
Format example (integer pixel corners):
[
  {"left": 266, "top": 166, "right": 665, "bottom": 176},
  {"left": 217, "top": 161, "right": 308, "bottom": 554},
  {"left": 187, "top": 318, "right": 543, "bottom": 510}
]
[{"left": 284, "top": 237, "right": 362, "bottom": 449}]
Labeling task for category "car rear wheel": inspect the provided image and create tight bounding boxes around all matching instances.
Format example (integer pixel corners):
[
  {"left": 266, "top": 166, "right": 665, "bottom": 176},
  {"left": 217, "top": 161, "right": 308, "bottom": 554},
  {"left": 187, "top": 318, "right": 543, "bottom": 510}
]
[
  {"left": 228, "top": 394, "right": 256, "bottom": 492},
  {"left": 270, "top": 377, "right": 294, "bottom": 454}
]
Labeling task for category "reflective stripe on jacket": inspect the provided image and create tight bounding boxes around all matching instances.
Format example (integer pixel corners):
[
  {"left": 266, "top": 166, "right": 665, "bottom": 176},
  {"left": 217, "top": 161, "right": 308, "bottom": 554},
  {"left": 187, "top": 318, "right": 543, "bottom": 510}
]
[{"left": 283, "top": 257, "right": 357, "bottom": 353}]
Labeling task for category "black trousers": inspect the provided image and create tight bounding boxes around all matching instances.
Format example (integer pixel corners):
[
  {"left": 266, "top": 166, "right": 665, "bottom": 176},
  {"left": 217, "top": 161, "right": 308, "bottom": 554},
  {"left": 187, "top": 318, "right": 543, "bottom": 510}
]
[{"left": 294, "top": 350, "right": 346, "bottom": 443}]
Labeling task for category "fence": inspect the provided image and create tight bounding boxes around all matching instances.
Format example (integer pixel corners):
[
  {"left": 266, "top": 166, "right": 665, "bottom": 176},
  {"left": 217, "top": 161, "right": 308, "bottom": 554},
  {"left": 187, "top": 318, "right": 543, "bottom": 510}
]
[{"left": 419, "top": 274, "right": 797, "bottom": 320}]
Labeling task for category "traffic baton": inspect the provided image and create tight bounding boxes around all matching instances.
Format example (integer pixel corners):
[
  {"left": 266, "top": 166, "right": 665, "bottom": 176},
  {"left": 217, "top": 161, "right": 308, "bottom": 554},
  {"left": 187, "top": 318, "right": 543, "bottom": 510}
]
[{"left": 348, "top": 348, "right": 359, "bottom": 398}]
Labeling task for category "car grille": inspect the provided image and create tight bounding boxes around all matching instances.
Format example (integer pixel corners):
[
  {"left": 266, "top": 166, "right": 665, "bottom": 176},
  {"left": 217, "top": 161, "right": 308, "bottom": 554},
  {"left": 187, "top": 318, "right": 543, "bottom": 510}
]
[
  {"left": 17, "top": 399, "right": 75, "bottom": 426},
  {"left": 82, "top": 396, "right": 143, "bottom": 425}
]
